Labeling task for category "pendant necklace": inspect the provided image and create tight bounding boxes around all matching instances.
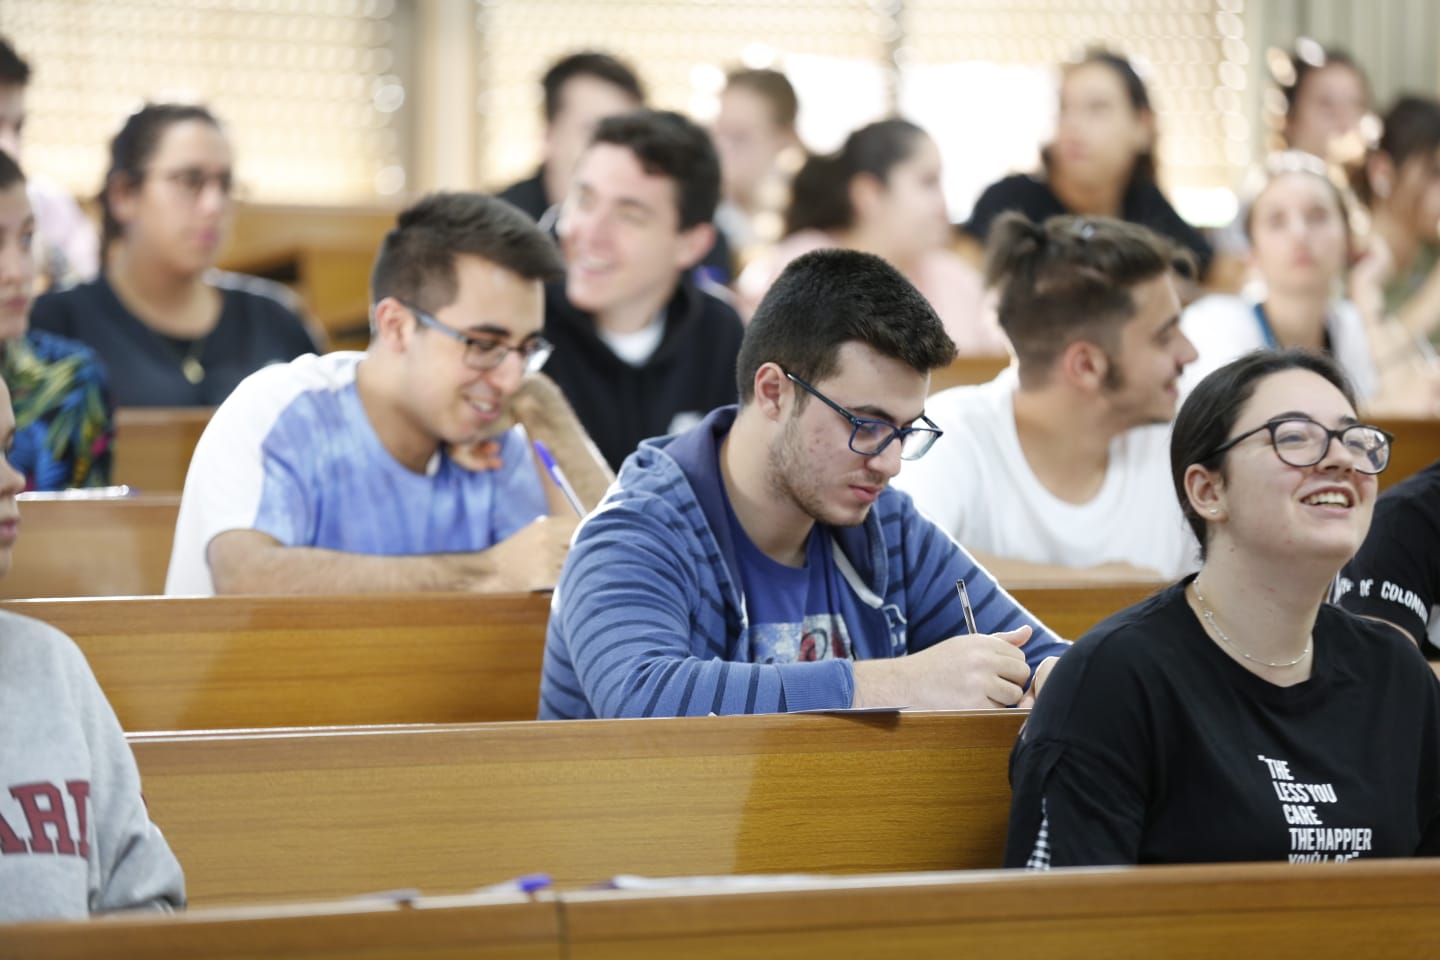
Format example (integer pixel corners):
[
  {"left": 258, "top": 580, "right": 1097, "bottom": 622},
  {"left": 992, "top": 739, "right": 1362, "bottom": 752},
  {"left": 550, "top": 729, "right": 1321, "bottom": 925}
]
[{"left": 1192, "top": 585, "right": 1311, "bottom": 668}]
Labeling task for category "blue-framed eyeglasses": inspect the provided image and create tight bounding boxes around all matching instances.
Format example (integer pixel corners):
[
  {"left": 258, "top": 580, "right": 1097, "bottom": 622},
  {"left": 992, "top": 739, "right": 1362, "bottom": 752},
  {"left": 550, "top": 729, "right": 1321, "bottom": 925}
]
[
  {"left": 404, "top": 303, "right": 554, "bottom": 373},
  {"left": 1203, "top": 417, "right": 1393, "bottom": 475},
  {"left": 784, "top": 371, "right": 943, "bottom": 460}
]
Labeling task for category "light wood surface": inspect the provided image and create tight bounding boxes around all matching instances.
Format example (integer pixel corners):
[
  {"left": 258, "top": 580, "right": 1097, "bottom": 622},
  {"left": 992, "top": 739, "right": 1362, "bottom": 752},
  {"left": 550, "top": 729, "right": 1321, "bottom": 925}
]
[
  {"left": 112, "top": 407, "right": 214, "bottom": 494},
  {"left": 1, "top": 585, "right": 1155, "bottom": 731},
  {"left": 217, "top": 202, "right": 398, "bottom": 349},
  {"left": 1371, "top": 418, "right": 1438, "bottom": 493},
  {"left": 928, "top": 354, "right": 1010, "bottom": 393},
  {"left": 3, "top": 592, "right": 553, "bottom": 730},
  {"left": 0, "top": 893, "right": 560, "bottom": 960},
  {"left": 128, "top": 711, "right": 1025, "bottom": 905},
  {"left": 1, "top": 495, "right": 179, "bottom": 599},
  {"left": 7, "top": 858, "right": 1435, "bottom": 958},
  {"left": 559, "top": 859, "right": 1440, "bottom": 959}
]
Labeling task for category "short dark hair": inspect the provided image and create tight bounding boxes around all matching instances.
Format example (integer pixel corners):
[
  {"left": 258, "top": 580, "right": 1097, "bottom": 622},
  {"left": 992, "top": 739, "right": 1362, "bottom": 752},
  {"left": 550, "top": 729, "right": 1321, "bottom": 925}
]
[
  {"left": 541, "top": 51, "right": 643, "bottom": 125},
  {"left": 591, "top": 109, "right": 720, "bottom": 230},
  {"left": 724, "top": 68, "right": 798, "bottom": 130},
  {"left": 0, "top": 37, "right": 30, "bottom": 88},
  {"left": 737, "top": 248, "right": 956, "bottom": 403},
  {"left": 0, "top": 149, "right": 23, "bottom": 192},
  {"left": 1170, "top": 348, "right": 1357, "bottom": 561},
  {"left": 986, "top": 212, "right": 1193, "bottom": 387},
  {"left": 100, "top": 103, "right": 222, "bottom": 251},
  {"left": 1356, "top": 95, "right": 1440, "bottom": 205},
  {"left": 785, "top": 119, "right": 927, "bottom": 236},
  {"left": 370, "top": 193, "right": 564, "bottom": 326}
]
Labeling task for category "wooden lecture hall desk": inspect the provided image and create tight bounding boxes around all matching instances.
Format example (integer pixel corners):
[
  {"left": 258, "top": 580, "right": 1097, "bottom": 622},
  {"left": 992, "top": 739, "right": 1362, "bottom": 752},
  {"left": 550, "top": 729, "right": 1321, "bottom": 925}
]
[
  {"left": 6, "top": 859, "right": 1437, "bottom": 959},
  {"left": 2, "top": 584, "right": 1160, "bottom": 731}
]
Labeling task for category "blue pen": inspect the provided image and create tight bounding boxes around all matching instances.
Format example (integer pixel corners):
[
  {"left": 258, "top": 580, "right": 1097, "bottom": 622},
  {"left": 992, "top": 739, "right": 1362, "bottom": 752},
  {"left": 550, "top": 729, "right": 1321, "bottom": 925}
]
[{"left": 533, "top": 439, "right": 585, "bottom": 517}]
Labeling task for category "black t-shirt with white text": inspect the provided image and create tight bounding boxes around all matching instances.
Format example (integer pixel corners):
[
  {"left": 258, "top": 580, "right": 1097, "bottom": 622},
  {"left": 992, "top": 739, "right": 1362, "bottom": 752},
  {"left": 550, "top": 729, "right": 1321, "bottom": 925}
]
[
  {"left": 1336, "top": 459, "right": 1440, "bottom": 657},
  {"left": 1006, "top": 579, "right": 1440, "bottom": 867}
]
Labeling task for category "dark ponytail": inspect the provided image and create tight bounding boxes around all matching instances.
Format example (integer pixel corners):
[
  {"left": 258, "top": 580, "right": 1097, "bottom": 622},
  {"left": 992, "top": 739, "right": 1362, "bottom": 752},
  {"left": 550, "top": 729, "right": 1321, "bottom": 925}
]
[{"left": 783, "top": 119, "right": 928, "bottom": 236}]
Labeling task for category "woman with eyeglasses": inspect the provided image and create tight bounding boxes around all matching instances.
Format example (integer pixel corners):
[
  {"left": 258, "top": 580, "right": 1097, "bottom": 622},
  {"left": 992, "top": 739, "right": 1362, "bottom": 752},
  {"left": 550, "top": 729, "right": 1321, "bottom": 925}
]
[
  {"left": 1006, "top": 349, "right": 1440, "bottom": 867},
  {"left": 29, "top": 104, "right": 319, "bottom": 407}
]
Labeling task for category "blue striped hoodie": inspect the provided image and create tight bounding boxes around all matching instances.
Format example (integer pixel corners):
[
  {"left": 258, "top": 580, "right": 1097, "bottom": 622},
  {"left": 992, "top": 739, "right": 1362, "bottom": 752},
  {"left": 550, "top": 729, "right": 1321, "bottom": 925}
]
[{"left": 539, "top": 406, "right": 1068, "bottom": 719}]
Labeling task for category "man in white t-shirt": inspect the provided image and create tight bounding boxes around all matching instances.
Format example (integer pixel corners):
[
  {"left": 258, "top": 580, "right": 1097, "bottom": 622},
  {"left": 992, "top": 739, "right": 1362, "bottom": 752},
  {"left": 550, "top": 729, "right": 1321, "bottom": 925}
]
[
  {"left": 165, "top": 193, "right": 612, "bottom": 596},
  {"left": 894, "top": 213, "right": 1200, "bottom": 582}
]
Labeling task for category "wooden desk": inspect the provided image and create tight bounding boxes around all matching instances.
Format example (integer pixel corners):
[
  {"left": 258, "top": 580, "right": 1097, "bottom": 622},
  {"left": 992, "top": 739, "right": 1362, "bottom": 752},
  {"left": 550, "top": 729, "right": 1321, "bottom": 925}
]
[
  {"left": 0, "top": 893, "right": 560, "bottom": 960},
  {"left": 1, "top": 585, "right": 1153, "bottom": 731},
  {"left": 129, "top": 711, "right": 1025, "bottom": 905},
  {"left": 560, "top": 859, "right": 1440, "bottom": 959},
  {"left": 4, "top": 592, "right": 552, "bottom": 730},
  {"left": 9, "top": 857, "right": 1435, "bottom": 958},
  {"left": 112, "top": 407, "right": 214, "bottom": 494},
  {"left": 1, "top": 494, "right": 179, "bottom": 599}
]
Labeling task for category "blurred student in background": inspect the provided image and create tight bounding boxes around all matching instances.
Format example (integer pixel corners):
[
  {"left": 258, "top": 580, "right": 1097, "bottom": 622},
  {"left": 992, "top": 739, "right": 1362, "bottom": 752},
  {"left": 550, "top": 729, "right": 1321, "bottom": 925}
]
[
  {"left": 712, "top": 67, "right": 803, "bottom": 262},
  {"left": 739, "top": 118, "right": 1005, "bottom": 354},
  {"left": 964, "top": 49, "right": 1213, "bottom": 286},
  {"left": 1354, "top": 95, "right": 1440, "bottom": 356},
  {"left": 0, "top": 150, "right": 111, "bottom": 489},
  {"left": 496, "top": 51, "right": 645, "bottom": 225},
  {"left": 0, "top": 36, "right": 100, "bottom": 289},
  {"left": 30, "top": 104, "right": 319, "bottom": 407}
]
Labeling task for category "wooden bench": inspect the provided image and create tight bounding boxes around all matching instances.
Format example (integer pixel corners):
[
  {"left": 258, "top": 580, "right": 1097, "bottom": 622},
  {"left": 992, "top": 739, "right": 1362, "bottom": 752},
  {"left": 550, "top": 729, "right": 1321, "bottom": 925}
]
[
  {"left": 8, "top": 859, "right": 1436, "bottom": 958},
  {"left": 3, "top": 584, "right": 1157, "bottom": 732},
  {"left": 559, "top": 859, "right": 1440, "bottom": 958},
  {"left": 128, "top": 711, "right": 1025, "bottom": 905},
  {"left": 112, "top": 407, "right": 213, "bottom": 494},
  {"left": 1, "top": 495, "right": 179, "bottom": 599}
]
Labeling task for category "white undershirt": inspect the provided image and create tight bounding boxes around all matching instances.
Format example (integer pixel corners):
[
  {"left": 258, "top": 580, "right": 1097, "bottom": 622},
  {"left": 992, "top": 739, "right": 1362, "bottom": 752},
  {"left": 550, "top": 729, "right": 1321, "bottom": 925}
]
[{"left": 597, "top": 315, "right": 667, "bottom": 368}]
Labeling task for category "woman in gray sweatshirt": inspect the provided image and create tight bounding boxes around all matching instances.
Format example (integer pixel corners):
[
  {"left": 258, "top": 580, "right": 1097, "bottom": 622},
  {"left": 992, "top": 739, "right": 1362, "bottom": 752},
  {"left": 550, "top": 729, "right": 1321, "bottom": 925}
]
[{"left": 0, "top": 374, "right": 185, "bottom": 921}]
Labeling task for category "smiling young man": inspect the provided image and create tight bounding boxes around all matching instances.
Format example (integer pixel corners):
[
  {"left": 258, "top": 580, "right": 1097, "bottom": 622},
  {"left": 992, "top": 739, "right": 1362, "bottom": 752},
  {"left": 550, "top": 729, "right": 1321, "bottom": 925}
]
[
  {"left": 894, "top": 213, "right": 1199, "bottom": 582},
  {"left": 540, "top": 248, "right": 1069, "bottom": 720},
  {"left": 542, "top": 109, "right": 745, "bottom": 471},
  {"left": 164, "top": 193, "right": 612, "bottom": 597}
]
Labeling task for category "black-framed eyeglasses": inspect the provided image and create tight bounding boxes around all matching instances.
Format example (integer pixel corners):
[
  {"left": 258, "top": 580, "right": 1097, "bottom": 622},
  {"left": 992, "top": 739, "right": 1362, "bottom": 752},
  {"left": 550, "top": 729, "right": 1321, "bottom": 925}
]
[
  {"left": 784, "top": 371, "right": 943, "bottom": 461},
  {"left": 1203, "top": 417, "right": 1393, "bottom": 474},
  {"left": 404, "top": 304, "right": 554, "bottom": 373},
  {"left": 150, "top": 166, "right": 235, "bottom": 201}
]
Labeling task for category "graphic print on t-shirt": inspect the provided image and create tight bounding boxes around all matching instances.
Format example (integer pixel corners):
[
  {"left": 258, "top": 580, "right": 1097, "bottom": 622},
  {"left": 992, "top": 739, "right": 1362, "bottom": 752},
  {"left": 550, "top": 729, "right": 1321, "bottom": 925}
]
[
  {"left": 750, "top": 614, "right": 854, "bottom": 664},
  {"left": 1256, "top": 754, "right": 1373, "bottom": 862}
]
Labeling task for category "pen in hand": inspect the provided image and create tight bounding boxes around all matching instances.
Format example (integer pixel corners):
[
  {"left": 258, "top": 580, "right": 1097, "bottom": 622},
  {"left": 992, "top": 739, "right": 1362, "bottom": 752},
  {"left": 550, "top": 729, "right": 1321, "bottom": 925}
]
[
  {"left": 533, "top": 439, "right": 585, "bottom": 517},
  {"left": 955, "top": 578, "right": 978, "bottom": 635}
]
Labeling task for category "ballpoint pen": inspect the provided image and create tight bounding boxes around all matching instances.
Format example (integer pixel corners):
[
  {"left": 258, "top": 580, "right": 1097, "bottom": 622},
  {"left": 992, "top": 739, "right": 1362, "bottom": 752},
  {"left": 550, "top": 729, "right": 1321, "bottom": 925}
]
[
  {"left": 533, "top": 439, "right": 585, "bottom": 517},
  {"left": 955, "top": 578, "right": 978, "bottom": 635}
]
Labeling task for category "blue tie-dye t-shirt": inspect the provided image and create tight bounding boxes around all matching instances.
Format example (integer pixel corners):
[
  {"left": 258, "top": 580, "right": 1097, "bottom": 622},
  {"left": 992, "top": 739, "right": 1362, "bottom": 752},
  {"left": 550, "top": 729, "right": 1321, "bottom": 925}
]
[{"left": 165, "top": 352, "right": 547, "bottom": 595}]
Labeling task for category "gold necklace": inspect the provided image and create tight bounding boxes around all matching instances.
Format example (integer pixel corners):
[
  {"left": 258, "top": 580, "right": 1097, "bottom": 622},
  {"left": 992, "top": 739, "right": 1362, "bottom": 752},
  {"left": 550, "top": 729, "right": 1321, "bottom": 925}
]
[{"left": 1191, "top": 585, "right": 1312, "bottom": 669}]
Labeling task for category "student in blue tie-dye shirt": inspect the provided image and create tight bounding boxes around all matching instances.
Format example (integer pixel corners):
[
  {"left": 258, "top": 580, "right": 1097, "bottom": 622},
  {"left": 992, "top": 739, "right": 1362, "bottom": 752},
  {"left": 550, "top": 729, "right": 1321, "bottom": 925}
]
[
  {"left": 165, "top": 193, "right": 612, "bottom": 596},
  {"left": 0, "top": 151, "right": 113, "bottom": 491}
]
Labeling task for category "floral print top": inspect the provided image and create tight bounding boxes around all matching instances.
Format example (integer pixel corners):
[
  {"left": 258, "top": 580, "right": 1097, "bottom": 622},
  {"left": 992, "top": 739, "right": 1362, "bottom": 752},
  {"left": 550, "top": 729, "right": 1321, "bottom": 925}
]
[{"left": 3, "top": 329, "right": 114, "bottom": 490}]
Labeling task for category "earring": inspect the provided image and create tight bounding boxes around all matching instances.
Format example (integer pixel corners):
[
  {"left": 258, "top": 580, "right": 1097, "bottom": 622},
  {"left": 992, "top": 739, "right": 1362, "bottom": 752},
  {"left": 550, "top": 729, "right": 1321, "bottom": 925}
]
[{"left": 1209, "top": 508, "right": 1219, "bottom": 515}]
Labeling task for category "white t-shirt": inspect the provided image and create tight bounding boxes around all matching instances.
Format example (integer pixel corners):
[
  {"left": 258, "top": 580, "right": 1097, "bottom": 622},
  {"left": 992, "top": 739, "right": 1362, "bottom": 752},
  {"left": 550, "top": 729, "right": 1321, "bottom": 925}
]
[
  {"left": 1179, "top": 294, "right": 1377, "bottom": 400},
  {"left": 164, "top": 352, "right": 546, "bottom": 596},
  {"left": 893, "top": 371, "right": 1197, "bottom": 579}
]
